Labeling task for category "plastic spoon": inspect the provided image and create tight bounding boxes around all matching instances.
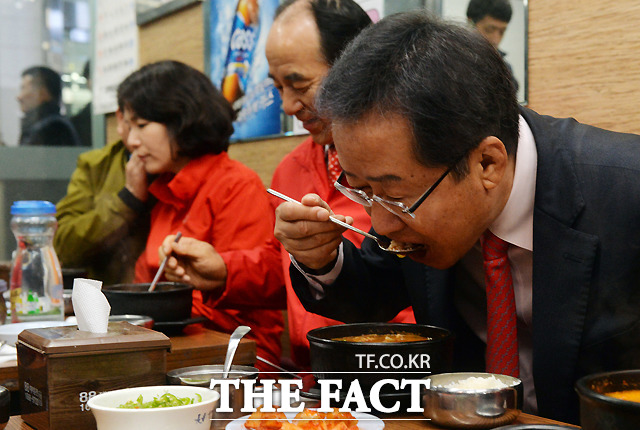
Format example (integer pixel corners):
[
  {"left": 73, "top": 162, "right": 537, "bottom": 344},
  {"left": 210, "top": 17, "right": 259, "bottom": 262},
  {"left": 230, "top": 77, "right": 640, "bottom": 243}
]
[{"left": 222, "top": 325, "right": 251, "bottom": 378}]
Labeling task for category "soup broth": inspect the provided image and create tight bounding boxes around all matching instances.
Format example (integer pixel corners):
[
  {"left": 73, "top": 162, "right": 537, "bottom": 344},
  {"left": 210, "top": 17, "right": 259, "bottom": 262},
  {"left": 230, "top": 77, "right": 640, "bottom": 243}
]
[
  {"left": 606, "top": 389, "right": 640, "bottom": 403},
  {"left": 333, "top": 332, "right": 431, "bottom": 343}
]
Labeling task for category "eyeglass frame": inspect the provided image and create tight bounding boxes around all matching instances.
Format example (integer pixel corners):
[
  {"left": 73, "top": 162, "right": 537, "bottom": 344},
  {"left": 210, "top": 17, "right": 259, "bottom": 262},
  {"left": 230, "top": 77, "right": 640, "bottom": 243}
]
[{"left": 333, "top": 164, "right": 455, "bottom": 219}]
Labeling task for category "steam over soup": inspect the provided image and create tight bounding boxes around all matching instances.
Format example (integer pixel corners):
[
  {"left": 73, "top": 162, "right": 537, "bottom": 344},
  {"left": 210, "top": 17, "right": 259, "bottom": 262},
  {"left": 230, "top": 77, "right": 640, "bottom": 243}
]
[{"left": 333, "top": 332, "right": 431, "bottom": 343}]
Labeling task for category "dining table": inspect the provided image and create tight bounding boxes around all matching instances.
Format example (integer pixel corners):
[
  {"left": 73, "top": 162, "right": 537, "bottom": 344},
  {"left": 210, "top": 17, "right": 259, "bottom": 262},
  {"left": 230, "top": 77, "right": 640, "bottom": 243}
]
[
  {"left": 3, "top": 410, "right": 580, "bottom": 429},
  {"left": 0, "top": 322, "right": 582, "bottom": 429}
]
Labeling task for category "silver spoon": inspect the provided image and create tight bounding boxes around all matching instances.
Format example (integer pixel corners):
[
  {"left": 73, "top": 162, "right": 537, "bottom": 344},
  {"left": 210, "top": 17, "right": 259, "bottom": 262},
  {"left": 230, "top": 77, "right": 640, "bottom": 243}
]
[
  {"left": 267, "top": 188, "right": 423, "bottom": 254},
  {"left": 256, "top": 355, "right": 303, "bottom": 379},
  {"left": 148, "top": 232, "right": 182, "bottom": 292},
  {"left": 222, "top": 325, "right": 251, "bottom": 378}
]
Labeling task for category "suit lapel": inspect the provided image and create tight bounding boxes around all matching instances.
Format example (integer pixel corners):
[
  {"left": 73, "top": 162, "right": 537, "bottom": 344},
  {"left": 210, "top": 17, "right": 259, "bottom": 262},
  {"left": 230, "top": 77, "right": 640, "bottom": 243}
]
[
  {"left": 523, "top": 108, "right": 599, "bottom": 417},
  {"left": 532, "top": 209, "right": 597, "bottom": 417}
]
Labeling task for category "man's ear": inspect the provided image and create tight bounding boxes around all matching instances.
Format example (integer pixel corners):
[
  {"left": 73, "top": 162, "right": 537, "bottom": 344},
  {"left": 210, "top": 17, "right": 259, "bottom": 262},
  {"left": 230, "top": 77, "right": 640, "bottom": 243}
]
[
  {"left": 474, "top": 136, "right": 509, "bottom": 191},
  {"left": 37, "top": 86, "right": 52, "bottom": 103}
]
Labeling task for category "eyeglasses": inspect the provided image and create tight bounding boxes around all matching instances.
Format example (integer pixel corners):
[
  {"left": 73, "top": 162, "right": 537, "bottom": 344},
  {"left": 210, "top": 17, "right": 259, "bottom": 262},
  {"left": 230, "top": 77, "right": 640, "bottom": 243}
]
[{"left": 334, "top": 166, "right": 454, "bottom": 219}]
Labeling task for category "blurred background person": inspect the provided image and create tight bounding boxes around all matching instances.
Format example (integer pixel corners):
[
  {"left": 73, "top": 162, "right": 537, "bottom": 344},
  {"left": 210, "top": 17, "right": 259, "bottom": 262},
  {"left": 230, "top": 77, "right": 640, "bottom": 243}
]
[
  {"left": 18, "top": 65, "right": 81, "bottom": 146},
  {"left": 54, "top": 100, "right": 151, "bottom": 286},
  {"left": 161, "top": 0, "right": 415, "bottom": 372},
  {"left": 467, "top": 0, "right": 518, "bottom": 91},
  {"left": 120, "top": 60, "right": 283, "bottom": 368}
]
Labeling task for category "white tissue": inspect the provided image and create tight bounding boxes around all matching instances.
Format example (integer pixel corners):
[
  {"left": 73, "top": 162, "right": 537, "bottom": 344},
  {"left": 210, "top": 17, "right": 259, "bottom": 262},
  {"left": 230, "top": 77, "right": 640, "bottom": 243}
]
[{"left": 72, "top": 278, "right": 111, "bottom": 333}]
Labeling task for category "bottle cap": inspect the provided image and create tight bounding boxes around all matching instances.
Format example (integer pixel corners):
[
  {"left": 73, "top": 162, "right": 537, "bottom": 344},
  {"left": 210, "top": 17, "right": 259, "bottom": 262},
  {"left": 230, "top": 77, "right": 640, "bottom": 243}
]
[{"left": 10, "top": 200, "right": 56, "bottom": 215}]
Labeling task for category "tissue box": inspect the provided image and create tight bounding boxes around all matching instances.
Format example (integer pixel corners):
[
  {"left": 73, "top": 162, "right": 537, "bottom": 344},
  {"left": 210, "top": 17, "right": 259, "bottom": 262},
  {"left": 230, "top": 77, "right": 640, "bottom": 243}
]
[{"left": 17, "top": 322, "right": 170, "bottom": 430}]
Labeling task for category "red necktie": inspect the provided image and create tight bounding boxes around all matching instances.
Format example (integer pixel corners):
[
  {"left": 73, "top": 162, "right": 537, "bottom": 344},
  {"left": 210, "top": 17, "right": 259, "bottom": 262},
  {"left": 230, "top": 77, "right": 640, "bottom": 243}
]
[
  {"left": 482, "top": 230, "right": 519, "bottom": 377},
  {"left": 326, "top": 145, "right": 342, "bottom": 185}
]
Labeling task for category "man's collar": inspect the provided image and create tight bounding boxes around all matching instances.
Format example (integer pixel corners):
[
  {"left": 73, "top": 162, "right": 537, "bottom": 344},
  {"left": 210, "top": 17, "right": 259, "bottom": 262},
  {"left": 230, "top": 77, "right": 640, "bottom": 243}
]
[{"left": 489, "top": 114, "right": 537, "bottom": 251}]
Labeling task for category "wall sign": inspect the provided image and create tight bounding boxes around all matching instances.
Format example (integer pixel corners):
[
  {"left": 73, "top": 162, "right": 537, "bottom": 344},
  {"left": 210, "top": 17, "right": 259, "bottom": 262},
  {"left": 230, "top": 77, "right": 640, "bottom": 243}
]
[{"left": 208, "top": 0, "right": 281, "bottom": 141}]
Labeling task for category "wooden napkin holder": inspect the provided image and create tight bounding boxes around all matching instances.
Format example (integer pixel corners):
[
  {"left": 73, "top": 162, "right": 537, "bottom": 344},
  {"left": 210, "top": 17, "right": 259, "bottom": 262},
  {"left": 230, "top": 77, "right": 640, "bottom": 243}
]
[{"left": 17, "top": 322, "right": 170, "bottom": 430}]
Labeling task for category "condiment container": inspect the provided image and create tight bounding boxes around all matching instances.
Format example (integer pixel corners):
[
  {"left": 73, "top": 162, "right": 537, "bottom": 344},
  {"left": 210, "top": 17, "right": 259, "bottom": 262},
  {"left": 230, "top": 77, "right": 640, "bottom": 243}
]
[
  {"left": 9, "top": 201, "right": 64, "bottom": 322},
  {"left": 17, "top": 321, "right": 170, "bottom": 430}
]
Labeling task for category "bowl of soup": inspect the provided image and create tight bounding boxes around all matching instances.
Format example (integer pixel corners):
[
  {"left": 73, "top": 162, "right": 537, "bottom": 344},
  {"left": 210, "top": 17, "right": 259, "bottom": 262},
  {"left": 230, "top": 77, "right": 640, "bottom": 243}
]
[
  {"left": 307, "top": 323, "right": 453, "bottom": 398},
  {"left": 575, "top": 369, "right": 640, "bottom": 430}
]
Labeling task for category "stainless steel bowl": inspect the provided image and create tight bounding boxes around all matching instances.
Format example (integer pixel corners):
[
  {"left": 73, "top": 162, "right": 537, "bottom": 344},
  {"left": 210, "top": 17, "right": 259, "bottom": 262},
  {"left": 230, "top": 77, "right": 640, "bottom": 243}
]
[
  {"left": 422, "top": 372, "right": 522, "bottom": 429},
  {"left": 167, "top": 364, "right": 258, "bottom": 430},
  {"left": 63, "top": 289, "right": 73, "bottom": 316},
  {"left": 109, "top": 314, "right": 154, "bottom": 329}
]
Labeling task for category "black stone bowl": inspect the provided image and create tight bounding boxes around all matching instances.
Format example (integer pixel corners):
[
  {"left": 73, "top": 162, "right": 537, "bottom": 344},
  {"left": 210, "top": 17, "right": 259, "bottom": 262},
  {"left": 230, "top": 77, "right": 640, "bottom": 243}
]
[
  {"left": 102, "top": 282, "right": 193, "bottom": 323},
  {"left": 307, "top": 323, "right": 454, "bottom": 396},
  {"left": 575, "top": 369, "right": 640, "bottom": 430},
  {"left": 0, "top": 386, "right": 7, "bottom": 429}
]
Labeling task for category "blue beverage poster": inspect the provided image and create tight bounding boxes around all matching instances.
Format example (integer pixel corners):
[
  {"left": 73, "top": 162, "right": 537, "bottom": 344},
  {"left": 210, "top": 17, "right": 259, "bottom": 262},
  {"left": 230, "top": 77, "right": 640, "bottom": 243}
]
[{"left": 209, "top": 0, "right": 282, "bottom": 141}]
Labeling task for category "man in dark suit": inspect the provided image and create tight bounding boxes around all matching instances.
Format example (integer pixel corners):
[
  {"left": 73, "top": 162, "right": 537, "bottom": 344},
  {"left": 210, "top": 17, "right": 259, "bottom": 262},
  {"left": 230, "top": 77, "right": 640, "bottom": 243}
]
[
  {"left": 273, "top": 11, "right": 640, "bottom": 425},
  {"left": 18, "top": 66, "right": 80, "bottom": 146}
]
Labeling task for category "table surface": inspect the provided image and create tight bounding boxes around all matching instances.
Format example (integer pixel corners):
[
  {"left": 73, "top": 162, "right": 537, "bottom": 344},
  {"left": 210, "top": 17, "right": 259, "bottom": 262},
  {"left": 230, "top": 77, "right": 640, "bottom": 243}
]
[
  {"left": 4, "top": 411, "right": 580, "bottom": 429},
  {"left": 0, "top": 325, "right": 581, "bottom": 429}
]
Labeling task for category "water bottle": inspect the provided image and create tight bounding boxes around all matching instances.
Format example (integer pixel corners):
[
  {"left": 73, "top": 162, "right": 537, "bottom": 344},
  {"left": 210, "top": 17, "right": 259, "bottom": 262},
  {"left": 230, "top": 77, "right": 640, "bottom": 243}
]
[{"left": 9, "top": 201, "right": 64, "bottom": 322}]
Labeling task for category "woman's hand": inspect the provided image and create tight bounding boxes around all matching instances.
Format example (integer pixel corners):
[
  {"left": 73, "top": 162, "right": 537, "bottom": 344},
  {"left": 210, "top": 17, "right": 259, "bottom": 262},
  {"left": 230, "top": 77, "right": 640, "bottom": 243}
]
[
  {"left": 159, "top": 235, "right": 228, "bottom": 291},
  {"left": 125, "top": 151, "right": 148, "bottom": 202}
]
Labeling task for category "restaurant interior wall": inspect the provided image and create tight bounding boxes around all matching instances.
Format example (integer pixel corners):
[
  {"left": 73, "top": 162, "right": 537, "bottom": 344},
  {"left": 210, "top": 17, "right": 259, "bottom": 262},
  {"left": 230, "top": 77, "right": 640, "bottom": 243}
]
[
  {"left": 111, "top": 0, "right": 640, "bottom": 182},
  {"left": 527, "top": 0, "right": 640, "bottom": 134}
]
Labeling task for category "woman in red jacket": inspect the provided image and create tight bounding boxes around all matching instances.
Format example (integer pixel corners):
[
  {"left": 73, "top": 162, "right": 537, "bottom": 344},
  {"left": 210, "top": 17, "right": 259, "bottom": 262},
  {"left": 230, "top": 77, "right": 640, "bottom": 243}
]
[{"left": 118, "top": 60, "right": 284, "bottom": 367}]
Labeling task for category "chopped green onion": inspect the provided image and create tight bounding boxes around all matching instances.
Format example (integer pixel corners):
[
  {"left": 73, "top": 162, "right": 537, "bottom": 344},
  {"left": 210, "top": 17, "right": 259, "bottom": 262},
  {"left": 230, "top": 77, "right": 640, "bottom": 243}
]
[{"left": 118, "top": 392, "right": 203, "bottom": 409}]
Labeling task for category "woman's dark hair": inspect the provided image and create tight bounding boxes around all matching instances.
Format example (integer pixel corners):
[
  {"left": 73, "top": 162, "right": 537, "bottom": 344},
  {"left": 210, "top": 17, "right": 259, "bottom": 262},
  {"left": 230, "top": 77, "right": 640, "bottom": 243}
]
[
  {"left": 316, "top": 11, "right": 519, "bottom": 178},
  {"left": 117, "top": 60, "right": 236, "bottom": 157},
  {"left": 275, "top": 0, "right": 372, "bottom": 65}
]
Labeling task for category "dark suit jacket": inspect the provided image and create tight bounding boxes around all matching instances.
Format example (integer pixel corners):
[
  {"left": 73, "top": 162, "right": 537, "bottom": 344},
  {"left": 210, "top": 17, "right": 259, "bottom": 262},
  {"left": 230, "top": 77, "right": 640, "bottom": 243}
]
[
  {"left": 20, "top": 101, "right": 81, "bottom": 147},
  {"left": 291, "top": 107, "right": 640, "bottom": 424}
]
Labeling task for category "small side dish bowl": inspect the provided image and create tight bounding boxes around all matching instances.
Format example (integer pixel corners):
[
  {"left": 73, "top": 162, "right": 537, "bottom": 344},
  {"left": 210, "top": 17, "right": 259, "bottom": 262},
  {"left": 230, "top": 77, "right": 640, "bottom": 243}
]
[
  {"left": 422, "top": 372, "right": 522, "bottom": 429},
  {"left": 87, "top": 385, "right": 219, "bottom": 430},
  {"left": 167, "top": 365, "right": 259, "bottom": 430},
  {"left": 575, "top": 369, "right": 640, "bottom": 430},
  {"left": 166, "top": 364, "right": 259, "bottom": 388}
]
